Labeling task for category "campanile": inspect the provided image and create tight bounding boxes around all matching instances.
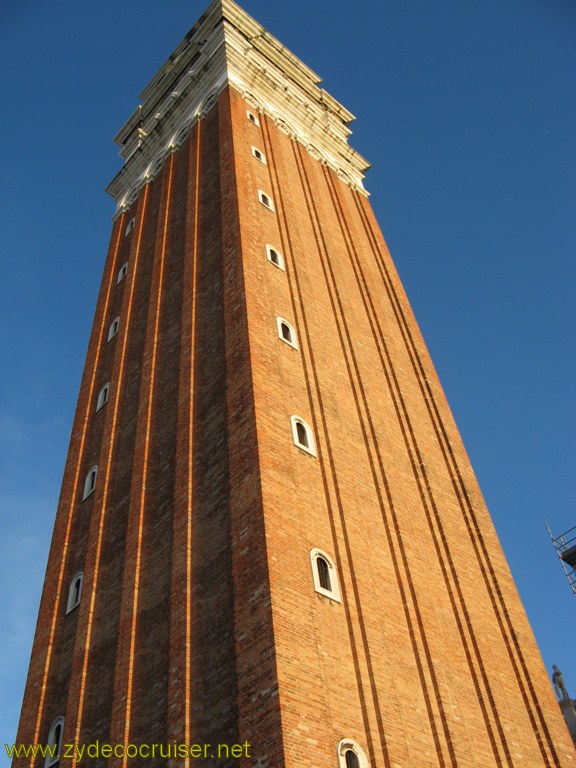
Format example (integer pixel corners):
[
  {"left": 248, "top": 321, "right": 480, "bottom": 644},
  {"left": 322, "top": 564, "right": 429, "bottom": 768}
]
[{"left": 14, "top": 1, "right": 575, "bottom": 766}]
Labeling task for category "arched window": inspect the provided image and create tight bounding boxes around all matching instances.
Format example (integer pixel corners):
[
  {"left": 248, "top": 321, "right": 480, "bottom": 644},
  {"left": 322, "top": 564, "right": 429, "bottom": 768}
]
[
  {"left": 66, "top": 572, "right": 83, "bottom": 614},
  {"left": 310, "top": 548, "right": 340, "bottom": 602},
  {"left": 291, "top": 416, "right": 316, "bottom": 456},
  {"left": 246, "top": 110, "right": 260, "bottom": 126},
  {"left": 96, "top": 382, "right": 110, "bottom": 412},
  {"left": 258, "top": 189, "right": 275, "bottom": 211},
  {"left": 337, "top": 740, "right": 368, "bottom": 768},
  {"left": 117, "top": 262, "right": 128, "bottom": 283},
  {"left": 266, "top": 244, "right": 285, "bottom": 271},
  {"left": 108, "top": 317, "right": 120, "bottom": 341},
  {"left": 83, "top": 466, "right": 98, "bottom": 500},
  {"left": 125, "top": 218, "right": 135, "bottom": 236},
  {"left": 276, "top": 317, "right": 298, "bottom": 349},
  {"left": 45, "top": 716, "right": 65, "bottom": 767}
]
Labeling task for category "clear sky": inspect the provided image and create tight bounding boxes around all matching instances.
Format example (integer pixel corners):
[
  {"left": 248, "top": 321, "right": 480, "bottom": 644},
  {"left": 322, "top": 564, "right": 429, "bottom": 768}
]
[{"left": 1, "top": 0, "right": 575, "bottom": 757}]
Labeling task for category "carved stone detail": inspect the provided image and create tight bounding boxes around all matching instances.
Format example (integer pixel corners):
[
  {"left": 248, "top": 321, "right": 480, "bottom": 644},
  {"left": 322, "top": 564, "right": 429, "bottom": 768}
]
[{"left": 107, "top": 0, "right": 371, "bottom": 214}]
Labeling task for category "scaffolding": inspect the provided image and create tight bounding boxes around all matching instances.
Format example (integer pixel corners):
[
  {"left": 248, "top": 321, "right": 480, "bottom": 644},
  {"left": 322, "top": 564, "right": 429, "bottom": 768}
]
[{"left": 547, "top": 522, "right": 576, "bottom": 598}]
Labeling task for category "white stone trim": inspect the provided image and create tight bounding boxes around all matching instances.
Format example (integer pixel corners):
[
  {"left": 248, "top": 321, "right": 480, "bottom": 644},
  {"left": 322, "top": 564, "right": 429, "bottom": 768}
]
[
  {"left": 106, "top": 0, "right": 371, "bottom": 215},
  {"left": 145, "top": 152, "right": 167, "bottom": 179},
  {"left": 201, "top": 91, "right": 218, "bottom": 114}
]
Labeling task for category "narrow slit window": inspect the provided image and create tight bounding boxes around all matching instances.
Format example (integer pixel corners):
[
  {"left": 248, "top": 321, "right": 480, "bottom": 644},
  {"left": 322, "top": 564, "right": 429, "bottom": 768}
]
[
  {"left": 108, "top": 317, "right": 120, "bottom": 341},
  {"left": 291, "top": 416, "right": 316, "bottom": 456},
  {"left": 251, "top": 146, "right": 267, "bottom": 164},
  {"left": 246, "top": 110, "right": 260, "bottom": 126},
  {"left": 117, "top": 262, "right": 128, "bottom": 283},
  {"left": 345, "top": 751, "right": 360, "bottom": 768},
  {"left": 125, "top": 218, "right": 135, "bottom": 236},
  {"left": 276, "top": 317, "right": 298, "bottom": 349},
  {"left": 66, "top": 572, "right": 84, "bottom": 614},
  {"left": 317, "top": 556, "right": 331, "bottom": 591},
  {"left": 266, "top": 244, "right": 285, "bottom": 271},
  {"left": 310, "top": 548, "right": 340, "bottom": 602},
  {"left": 258, "top": 190, "right": 275, "bottom": 211},
  {"left": 83, "top": 466, "right": 98, "bottom": 500},
  {"left": 45, "top": 716, "right": 65, "bottom": 768},
  {"left": 96, "top": 383, "right": 110, "bottom": 412}
]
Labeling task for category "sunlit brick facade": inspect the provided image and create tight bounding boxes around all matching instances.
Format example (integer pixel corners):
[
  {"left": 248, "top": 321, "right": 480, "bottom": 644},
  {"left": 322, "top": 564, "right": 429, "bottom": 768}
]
[{"left": 14, "top": 1, "right": 575, "bottom": 766}]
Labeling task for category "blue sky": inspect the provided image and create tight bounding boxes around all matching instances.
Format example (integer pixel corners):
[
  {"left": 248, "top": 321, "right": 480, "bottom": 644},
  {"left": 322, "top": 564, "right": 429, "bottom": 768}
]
[{"left": 1, "top": 0, "right": 575, "bottom": 757}]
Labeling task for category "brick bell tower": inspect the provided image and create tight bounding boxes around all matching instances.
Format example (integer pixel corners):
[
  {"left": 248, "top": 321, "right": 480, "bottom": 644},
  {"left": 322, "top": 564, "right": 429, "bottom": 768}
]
[{"left": 14, "top": 1, "right": 575, "bottom": 766}]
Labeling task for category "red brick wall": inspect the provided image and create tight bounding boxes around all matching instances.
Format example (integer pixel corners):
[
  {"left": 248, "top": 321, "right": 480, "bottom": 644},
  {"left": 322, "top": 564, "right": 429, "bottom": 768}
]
[
  {"left": 14, "top": 84, "right": 575, "bottom": 768},
  {"left": 224, "top": 85, "right": 575, "bottom": 767}
]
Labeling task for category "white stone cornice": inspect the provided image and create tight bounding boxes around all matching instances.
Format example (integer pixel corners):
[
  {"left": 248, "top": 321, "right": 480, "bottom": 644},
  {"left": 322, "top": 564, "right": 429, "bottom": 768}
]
[{"left": 107, "top": 0, "right": 371, "bottom": 214}]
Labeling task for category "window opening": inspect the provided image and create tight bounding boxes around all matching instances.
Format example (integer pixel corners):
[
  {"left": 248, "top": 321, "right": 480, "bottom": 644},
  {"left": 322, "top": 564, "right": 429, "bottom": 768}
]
[
  {"left": 266, "top": 245, "right": 285, "bottom": 270},
  {"left": 45, "top": 716, "right": 65, "bottom": 767},
  {"left": 96, "top": 383, "right": 110, "bottom": 412},
  {"left": 66, "top": 572, "right": 83, "bottom": 614},
  {"left": 83, "top": 466, "right": 98, "bottom": 500},
  {"left": 108, "top": 317, "right": 119, "bottom": 341},
  {"left": 117, "top": 263, "right": 128, "bottom": 283},
  {"left": 258, "top": 190, "right": 274, "bottom": 211},
  {"left": 252, "top": 146, "right": 266, "bottom": 163},
  {"left": 310, "top": 548, "right": 340, "bottom": 602},
  {"left": 291, "top": 416, "right": 316, "bottom": 456}
]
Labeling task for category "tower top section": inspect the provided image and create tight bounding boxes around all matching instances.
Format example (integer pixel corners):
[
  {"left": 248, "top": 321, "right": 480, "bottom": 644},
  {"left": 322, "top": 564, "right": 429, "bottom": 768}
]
[{"left": 106, "top": 0, "right": 371, "bottom": 212}]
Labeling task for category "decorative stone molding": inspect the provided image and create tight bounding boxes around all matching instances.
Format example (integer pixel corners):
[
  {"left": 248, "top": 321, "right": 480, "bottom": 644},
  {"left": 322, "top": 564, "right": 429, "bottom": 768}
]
[
  {"left": 307, "top": 144, "right": 326, "bottom": 164},
  {"left": 242, "top": 91, "right": 263, "bottom": 112},
  {"left": 273, "top": 115, "right": 297, "bottom": 140},
  {"left": 146, "top": 151, "right": 167, "bottom": 179},
  {"left": 107, "top": 0, "right": 370, "bottom": 215}
]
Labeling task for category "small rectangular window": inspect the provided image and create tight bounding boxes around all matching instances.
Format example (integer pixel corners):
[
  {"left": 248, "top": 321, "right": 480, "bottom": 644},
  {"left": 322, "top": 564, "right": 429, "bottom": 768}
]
[
  {"left": 246, "top": 110, "right": 260, "bottom": 126},
  {"left": 96, "top": 383, "right": 110, "bottom": 412},
  {"left": 266, "top": 244, "right": 285, "bottom": 271},
  {"left": 251, "top": 146, "right": 267, "bottom": 164},
  {"left": 258, "top": 190, "right": 275, "bottom": 211}
]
